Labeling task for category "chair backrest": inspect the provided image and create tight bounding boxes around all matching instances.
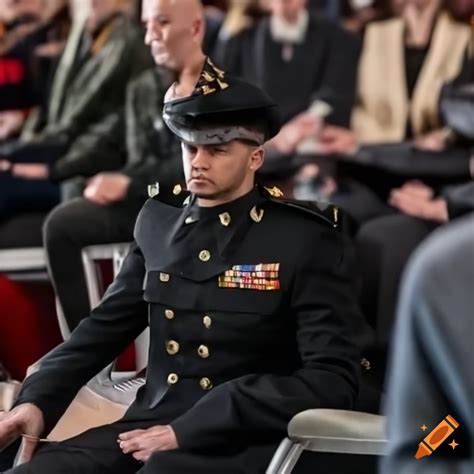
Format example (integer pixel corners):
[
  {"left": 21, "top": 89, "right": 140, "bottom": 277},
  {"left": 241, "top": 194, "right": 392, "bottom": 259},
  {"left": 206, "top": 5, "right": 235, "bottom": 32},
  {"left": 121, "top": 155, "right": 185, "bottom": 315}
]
[{"left": 80, "top": 243, "right": 150, "bottom": 372}]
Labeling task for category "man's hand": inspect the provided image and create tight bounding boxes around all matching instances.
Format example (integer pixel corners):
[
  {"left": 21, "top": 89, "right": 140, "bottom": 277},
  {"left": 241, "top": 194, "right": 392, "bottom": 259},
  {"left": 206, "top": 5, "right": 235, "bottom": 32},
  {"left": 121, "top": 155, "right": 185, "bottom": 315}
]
[
  {"left": 84, "top": 173, "right": 131, "bottom": 205},
  {"left": 268, "top": 113, "right": 322, "bottom": 155},
  {"left": 118, "top": 425, "right": 178, "bottom": 462},
  {"left": 0, "top": 160, "right": 11, "bottom": 172},
  {"left": 389, "top": 181, "right": 449, "bottom": 223},
  {"left": 317, "top": 125, "right": 358, "bottom": 155},
  {"left": 414, "top": 128, "right": 451, "bottom": 152},
  {"left": 0, "top": 111, "right": 24, "bottom": 141},
  {"left": 12, "top": 163, "right": 49, "bottom": 179},
  {"left": 0, "top": 404, "right": 44, "bottom": 464}
]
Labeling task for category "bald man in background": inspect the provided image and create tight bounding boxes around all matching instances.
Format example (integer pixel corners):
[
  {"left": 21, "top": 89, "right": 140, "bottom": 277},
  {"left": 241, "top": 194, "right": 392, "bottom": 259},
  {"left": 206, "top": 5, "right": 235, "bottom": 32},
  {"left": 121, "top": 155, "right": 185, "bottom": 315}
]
[{"left": 43, "top": 0, "right": 211, "bottom": 331}]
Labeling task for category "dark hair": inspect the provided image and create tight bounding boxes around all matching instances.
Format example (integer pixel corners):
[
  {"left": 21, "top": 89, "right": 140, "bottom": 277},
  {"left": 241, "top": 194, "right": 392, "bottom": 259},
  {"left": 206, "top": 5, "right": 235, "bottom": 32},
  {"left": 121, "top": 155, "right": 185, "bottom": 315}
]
[{"left": 443, "top": 0, "right": 474, "bottom": 23}]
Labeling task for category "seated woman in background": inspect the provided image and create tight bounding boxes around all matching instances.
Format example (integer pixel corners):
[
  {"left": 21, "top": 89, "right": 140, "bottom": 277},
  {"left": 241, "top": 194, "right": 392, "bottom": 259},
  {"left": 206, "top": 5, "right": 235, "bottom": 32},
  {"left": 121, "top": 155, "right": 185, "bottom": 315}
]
[
  {"left": 319, "top": 0, "right": 472, "bottom": 151},
  {"left": 352, "top": 0, "right": 472, "bottom": 145}
]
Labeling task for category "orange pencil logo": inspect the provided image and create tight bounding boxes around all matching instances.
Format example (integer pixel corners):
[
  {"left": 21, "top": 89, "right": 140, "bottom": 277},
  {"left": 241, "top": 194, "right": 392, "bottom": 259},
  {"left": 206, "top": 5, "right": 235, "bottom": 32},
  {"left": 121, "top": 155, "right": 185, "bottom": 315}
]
[{"left": 415, "top": 415, "right": 459, "bottom": 459}]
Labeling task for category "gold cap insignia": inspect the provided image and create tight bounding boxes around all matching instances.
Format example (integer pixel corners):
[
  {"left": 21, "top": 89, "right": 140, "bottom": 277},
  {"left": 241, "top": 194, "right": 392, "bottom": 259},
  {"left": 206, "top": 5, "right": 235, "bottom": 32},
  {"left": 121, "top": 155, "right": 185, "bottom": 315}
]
[
  {"left": 194, "top": 58, "right": 229, "bottom": 96},
  {"left": 264, "top": 186, "right": 284, "bottom": 198},
  {"left": 250, "top": 206, "right": 264, "bottom": 223},
  {"left": 148, "top": 182, "right": 160, "bottom": 198}
]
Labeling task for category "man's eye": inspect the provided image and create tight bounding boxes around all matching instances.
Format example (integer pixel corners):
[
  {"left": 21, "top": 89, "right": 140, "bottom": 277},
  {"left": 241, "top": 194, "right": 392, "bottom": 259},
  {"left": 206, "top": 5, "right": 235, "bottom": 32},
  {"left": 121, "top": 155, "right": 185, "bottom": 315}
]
[
  {"left": 184, "top": 144, "right": 197, "bottom": 153},
  {"left": 213, "top": 147, "right": 227, "bottom": 154}
]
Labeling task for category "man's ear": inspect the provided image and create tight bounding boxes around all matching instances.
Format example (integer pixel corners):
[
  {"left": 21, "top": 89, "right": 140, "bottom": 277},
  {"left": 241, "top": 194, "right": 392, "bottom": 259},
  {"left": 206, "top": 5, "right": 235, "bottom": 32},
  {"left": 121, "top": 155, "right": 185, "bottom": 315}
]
[
  {"left": 191, "top": 18, "right": 204, "bottom": 42},
  {"left": 249, "top": 146, "right": 265, "bottom": 171}
]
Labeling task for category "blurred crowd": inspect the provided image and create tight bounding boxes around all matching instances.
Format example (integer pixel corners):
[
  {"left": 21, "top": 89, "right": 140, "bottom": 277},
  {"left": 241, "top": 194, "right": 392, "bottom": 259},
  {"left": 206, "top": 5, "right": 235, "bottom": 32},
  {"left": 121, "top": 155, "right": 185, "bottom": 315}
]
[{"left": 0, "top": 0, "right": 473, "bottom": 424}]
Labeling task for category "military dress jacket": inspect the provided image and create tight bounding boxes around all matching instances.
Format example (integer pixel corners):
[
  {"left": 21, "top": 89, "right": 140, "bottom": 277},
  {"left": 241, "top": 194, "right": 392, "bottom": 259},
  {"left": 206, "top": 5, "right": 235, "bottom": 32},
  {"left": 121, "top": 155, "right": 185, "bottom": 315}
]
[{"left": 15, "top": 185, "right": 365, "bottom": 454}]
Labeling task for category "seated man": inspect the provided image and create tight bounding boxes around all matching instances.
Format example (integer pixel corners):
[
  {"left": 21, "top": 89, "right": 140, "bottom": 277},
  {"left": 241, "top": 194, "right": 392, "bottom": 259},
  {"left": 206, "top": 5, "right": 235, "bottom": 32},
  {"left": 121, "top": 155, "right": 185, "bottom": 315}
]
[
  {"left": 43, "top": 0, "right": 209, "bottom": 331},
  {"left": 0, "top": 68, "right": 370, "bottom": 472},
  {"left": 0, "top": 0, "right": 151, "bottom": 224}
]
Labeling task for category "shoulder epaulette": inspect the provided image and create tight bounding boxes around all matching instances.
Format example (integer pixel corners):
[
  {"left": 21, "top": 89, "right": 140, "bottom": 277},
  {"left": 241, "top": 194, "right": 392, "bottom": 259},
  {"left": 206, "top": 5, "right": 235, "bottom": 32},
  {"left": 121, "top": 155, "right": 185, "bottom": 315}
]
[
  {"left": 260, "top": 185, "right": 340, "bottom": 228},
  {"left": 147, "top": 182, "right": 190, "bottom": 207}
]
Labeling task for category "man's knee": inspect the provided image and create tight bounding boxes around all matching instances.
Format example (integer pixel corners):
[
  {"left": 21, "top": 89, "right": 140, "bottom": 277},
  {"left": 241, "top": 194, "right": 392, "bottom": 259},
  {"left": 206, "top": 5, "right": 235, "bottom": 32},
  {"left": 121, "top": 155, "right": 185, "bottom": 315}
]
[
  {"left": 138, "top": 451, "right": 180, "bottom": 474},
  {"left": 43, "top": 198, "right": 94, "bottom": 248}
]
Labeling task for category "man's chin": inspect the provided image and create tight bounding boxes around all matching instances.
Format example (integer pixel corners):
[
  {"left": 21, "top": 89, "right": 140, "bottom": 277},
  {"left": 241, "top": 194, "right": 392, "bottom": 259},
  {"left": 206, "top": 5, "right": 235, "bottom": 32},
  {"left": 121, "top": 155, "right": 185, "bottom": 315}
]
[
  {"left": 188, "top": 184, "right": 218, "bottom": 200},
  {"left": 153, "top": 54, "right": 172, "bottom": 68}
]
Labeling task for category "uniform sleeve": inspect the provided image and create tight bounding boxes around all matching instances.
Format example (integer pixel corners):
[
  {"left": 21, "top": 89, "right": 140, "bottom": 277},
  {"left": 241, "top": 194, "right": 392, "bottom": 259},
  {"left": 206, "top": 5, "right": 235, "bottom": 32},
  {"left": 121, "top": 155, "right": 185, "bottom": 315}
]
[
  {"left": 14, "top": 242, "right": 148, "bottom": 435},
  {"left": 170, "top": 228, "right": 362, "bottom": 450}
]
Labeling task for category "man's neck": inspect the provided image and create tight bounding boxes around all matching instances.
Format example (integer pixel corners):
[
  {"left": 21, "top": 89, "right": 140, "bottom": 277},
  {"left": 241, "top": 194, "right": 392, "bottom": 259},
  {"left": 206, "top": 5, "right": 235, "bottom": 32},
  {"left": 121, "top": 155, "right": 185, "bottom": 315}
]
[{"left": 176, "top": 50, "right": 206, "bottom": 97}]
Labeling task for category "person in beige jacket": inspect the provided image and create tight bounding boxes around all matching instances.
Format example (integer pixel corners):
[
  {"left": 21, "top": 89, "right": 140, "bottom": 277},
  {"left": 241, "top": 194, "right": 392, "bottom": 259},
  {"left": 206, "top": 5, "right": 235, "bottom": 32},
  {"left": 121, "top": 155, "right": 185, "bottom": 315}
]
[{"left": 317, "top": 0, "right": 472, "bottom": 152}]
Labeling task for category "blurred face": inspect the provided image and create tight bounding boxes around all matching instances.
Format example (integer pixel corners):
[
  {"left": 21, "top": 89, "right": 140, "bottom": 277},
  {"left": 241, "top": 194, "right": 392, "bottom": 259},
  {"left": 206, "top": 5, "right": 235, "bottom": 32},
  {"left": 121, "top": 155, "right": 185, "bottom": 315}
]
[
  {"left": 142, "top": 0, "right": 204, "bottom": 70},
  {"left": 268, "top": 0, "right": 306, "bottom": 23},
  {"left": 87, "top": 0, "right": 125, "bottom": 30},
  {"left": 182, "top": 140, "right": 264, "bottom": 205}
]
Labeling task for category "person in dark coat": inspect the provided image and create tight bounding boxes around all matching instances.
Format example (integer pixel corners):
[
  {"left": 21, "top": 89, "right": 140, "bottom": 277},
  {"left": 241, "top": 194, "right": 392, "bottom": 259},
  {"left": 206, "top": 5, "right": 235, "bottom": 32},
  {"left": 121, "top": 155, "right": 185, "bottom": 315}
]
[
  {"left": 382, "top": 214, "right": 474, "bottom": 474},
  {"left": 0, "top": 61, "right": 372, "bottom": 473}
]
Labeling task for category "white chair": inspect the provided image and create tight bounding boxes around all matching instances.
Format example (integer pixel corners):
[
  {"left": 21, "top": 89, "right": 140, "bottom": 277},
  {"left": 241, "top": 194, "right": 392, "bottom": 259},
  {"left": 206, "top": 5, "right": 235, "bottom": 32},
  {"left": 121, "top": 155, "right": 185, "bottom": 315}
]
[
  {"left": 0, "top": 247, "right": 47, "bottom": 275},
  {"left": 266, "top": 409, "right": 387, "bottom": 474}
]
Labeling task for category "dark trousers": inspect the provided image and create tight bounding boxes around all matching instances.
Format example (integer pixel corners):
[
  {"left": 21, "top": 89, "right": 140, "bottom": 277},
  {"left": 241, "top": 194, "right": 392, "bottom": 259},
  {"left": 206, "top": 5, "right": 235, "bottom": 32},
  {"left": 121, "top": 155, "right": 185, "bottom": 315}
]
[
  {"left": 43, "top": 197, "right": 145, "bottom": 331},
  {"left": 1, "top": 419, "right": 378, "bottom": 474},
  {"left": 0, "top": 174, "right": 59, "bottom": 221}
]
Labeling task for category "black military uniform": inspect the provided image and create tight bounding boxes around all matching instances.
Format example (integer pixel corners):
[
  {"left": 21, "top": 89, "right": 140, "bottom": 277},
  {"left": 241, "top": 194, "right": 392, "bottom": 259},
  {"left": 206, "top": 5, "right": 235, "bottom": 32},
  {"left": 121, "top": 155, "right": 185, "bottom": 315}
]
[{"left": 5, "top": 66, "right": 371, "bottom": 474}]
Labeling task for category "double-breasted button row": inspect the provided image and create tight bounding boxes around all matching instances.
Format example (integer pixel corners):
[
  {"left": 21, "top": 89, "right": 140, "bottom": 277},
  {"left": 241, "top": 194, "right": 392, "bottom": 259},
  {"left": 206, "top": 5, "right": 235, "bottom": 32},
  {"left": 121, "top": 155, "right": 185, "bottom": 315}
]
[
  {"left": 166, "top": 373, "right": 213, "bottom": 390},
  {"left": 164, "top": 309, "right": 212, "bottom": 329},
  {"left": 165, "top": 340, "right": 210, "bottom": 359}
]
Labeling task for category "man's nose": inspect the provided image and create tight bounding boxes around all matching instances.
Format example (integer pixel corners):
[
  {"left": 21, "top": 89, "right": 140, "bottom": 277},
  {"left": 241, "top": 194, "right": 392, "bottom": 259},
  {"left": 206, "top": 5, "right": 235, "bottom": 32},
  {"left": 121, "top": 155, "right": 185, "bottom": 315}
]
[
  {"left": 191, "top": 150, "right": 211, "bottom": 170},
  {"left": 145, "top": 22, "right": 162, "bottom": 44}
]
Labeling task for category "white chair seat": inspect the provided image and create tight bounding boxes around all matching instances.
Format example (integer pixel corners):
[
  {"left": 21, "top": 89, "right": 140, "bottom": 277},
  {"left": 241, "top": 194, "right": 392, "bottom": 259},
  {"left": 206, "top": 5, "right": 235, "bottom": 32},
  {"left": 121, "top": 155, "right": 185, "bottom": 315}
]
[
  {"left": 266, "top": 409, "right": 387, "bottom": 474},
  {"left": 288, "top": 409, "right": 387, "bottom": 456}
]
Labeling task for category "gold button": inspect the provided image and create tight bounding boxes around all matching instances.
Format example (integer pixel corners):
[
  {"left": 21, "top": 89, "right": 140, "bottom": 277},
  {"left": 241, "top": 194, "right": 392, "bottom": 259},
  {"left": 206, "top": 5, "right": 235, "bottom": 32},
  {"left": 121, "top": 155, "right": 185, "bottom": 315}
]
[
  {"left": 159, "top": 272, "right": 170, "bottom": 282},
  {"left": 166, "top": 340, "right": 180, "bottom": 355},
  {"left": 199, "top": 250, "right": 211, "bottom": 262},
  {"left": 203, "top": 316, "right": 212, "bottom": 329},
  {"left": 167, "top": 373, "right": 179, "bottom": 385},
  {"left": 197, "top": 345, "right": 210, "bottom": 359},
  {"left": 164, "top": 309, "right": 175, "bottom": 320},
  {"left": 199, "top": 377, "right": 213, "bottom": 390},
  {"left": 173, "top": 184, "right": 182, "bottom": 195}
]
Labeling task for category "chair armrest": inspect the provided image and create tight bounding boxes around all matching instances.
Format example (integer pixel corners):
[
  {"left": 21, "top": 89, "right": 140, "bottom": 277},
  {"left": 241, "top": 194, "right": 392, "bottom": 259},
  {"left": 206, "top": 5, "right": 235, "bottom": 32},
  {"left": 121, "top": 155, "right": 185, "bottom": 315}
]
[{"left": 288, "top": 409, "right": 387, "bottom": 456}]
